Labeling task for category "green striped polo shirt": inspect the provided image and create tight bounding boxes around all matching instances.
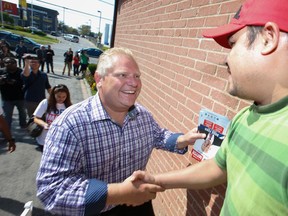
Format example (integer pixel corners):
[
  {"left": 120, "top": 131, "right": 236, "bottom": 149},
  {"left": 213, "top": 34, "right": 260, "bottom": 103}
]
[{"left": 215, "top": 96, "right": 288, "bottom": 216}]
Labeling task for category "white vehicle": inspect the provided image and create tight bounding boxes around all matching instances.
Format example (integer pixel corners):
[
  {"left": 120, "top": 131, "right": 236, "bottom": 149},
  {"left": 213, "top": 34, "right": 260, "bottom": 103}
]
[{"left": 63, "top": 34, "right": 79, "bottom": 43}]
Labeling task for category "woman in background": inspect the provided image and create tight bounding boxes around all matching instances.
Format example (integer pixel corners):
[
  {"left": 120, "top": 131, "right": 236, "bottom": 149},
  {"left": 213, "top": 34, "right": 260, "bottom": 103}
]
[
  {"left": 33, "top": 84, "right": 72, "bottom": 150},
  {"left": 73, "top": 52, "right": 80, "bottom": 76}
]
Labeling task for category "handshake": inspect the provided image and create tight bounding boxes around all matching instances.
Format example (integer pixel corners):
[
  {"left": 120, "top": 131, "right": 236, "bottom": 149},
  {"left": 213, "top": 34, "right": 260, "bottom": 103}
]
[
  {"left": 109, "top": 128, "right": 207, "bottom": 207},
  {"left": 108, "top": 170, "right": 163, "bottom": 207}
]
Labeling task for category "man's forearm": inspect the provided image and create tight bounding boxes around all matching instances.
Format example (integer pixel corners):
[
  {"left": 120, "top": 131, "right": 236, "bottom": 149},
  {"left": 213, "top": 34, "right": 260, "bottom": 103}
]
[
  {"left": 155, "top": 159, "right": 227, "bottom": 190},
  {"left": 22, "top": 59, "right": 30, "bottom": 77}
]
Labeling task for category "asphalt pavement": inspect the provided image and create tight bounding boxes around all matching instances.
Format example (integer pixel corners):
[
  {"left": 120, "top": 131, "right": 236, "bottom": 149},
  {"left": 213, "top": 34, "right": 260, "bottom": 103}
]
[{"left": 0, "top": 63, "right": 92, "bottom": 216}]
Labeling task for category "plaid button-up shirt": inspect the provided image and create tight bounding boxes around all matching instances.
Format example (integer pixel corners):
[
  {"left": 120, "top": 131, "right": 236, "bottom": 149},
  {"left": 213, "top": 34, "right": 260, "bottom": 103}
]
[{"left": 37, "top": 93, "right": 186, "bottom": 216}]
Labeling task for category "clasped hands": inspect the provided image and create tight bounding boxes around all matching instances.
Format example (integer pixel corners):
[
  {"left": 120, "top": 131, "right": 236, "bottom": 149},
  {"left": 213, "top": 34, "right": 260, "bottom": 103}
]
[
  {"left": 120, "top": 170, "right": 160, "bottom": 207},
  {"left": 119, "top": 127, "right": 205, "bottom": 206}
]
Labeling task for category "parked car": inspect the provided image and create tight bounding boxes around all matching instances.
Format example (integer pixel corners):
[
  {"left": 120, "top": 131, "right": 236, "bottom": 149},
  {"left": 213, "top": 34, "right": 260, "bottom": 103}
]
[
  {"left": 63, "top": 34, "right": 79, "bottom": 43},
  {"left": 77, "top": 48, "right": 103, "bottom": 58},
  {"left": 50, "top": 31, "right": 59, "bottom": 36},
  {"left": 24, "top": 26, "right": 42, "bottom": 33},
  {"left": 0, "top": 31, "right": 41, "bottom": 53}
]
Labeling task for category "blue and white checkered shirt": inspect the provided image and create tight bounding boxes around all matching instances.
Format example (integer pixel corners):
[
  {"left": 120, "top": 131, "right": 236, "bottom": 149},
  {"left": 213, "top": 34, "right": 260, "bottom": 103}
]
[{"left": 36, "top": 93, "right": 186, "bottom": 216}]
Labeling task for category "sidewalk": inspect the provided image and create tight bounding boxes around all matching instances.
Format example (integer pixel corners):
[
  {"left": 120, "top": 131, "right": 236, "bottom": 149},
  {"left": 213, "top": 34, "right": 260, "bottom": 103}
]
[{"left": 0, "top": 71, "right": 92, "bottom": 216}]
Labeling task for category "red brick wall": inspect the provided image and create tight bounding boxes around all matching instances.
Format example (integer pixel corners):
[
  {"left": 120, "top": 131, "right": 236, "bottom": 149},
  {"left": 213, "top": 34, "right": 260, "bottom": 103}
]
[{"left": 114, "top": 0, "right": 248, "bottom": 215}]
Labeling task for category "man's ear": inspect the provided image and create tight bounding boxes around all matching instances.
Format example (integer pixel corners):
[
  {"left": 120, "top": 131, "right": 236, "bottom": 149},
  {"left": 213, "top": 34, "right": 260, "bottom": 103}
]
[
  {"left": 261, "top": 22, "right": 280, "bottom": 55},
  {"left": 94, "top": 72, "right": 102, "bottom": 88}
]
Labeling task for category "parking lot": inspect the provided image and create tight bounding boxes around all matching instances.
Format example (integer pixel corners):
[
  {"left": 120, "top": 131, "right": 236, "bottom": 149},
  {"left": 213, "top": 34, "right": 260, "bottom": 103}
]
[{"left": 0, "top": 37, "right": 94, "bottom": 216}]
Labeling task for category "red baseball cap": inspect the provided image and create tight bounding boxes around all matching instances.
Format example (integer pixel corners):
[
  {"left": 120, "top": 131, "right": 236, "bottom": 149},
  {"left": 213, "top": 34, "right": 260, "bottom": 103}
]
[{"left": 202, "top": 0, "right": 288, "bottom": 49}]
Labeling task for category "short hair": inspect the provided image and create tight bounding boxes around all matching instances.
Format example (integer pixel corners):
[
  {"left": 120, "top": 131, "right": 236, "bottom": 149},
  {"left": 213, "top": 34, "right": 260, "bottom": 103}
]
[
  {"left": 246, "top": 26, "right": 264, "bottom": 48},
  {"left": 96, "top": 47, "right": 138, "bottom": 77},
  {"left": 246, "top": 25, "right": 288, "bottom": 48}
]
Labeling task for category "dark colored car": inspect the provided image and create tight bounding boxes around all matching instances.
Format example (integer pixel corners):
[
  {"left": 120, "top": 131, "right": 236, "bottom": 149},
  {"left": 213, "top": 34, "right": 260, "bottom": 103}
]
[
  {"left": 50, "top": 31, "right": 59, "bottom": 36},
  {"left": 77, "top": 48, "right": 103, "bottom": 58},
  {"left": 0, "top": 31, "right": 41, "bottom": 54}
]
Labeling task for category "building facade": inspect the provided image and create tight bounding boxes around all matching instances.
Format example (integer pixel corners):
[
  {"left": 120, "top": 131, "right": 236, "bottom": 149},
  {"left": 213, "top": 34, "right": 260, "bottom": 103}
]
[
  {"left": 114, "top": 0, "right": 247, "bottom": 215},
  {"left": 1, "top": 0, "right": 58, "bottom": 33},
  {"left": 24, "top": 3, "right": 59, "bottom": 32}
]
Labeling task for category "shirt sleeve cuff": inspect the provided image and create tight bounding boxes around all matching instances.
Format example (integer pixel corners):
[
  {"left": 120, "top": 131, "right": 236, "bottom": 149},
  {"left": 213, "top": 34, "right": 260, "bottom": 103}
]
[
  {"left": 166, "top": 133, "right": 187, "bottom": 154},
  {"left": 85, "top": 179, "right": 108, "bottom": 216}
]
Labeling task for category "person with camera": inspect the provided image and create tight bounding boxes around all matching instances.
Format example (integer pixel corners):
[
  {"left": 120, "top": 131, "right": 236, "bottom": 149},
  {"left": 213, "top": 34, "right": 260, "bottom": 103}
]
[
  {"left": 0, "top": 57, "right": 26, "bottom": 129},
  {"left": 21, "top": 55, "right": 51, "bottom": 118}
]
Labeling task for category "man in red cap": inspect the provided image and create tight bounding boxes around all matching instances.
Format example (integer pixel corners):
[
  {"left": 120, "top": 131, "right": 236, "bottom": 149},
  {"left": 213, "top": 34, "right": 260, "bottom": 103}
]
[{"left": 132, "top": 0, "right": 288, "bottom": 215}]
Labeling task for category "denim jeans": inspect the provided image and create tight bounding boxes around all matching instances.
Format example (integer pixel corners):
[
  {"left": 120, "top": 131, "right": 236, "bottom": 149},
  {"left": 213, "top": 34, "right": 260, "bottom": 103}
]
[{"left": 2, "top": 100, "right": 27, "bottom": 129}]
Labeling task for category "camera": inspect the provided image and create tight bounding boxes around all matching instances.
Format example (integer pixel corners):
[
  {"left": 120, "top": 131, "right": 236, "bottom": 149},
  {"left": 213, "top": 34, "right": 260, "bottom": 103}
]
[
  {"left": 0, "top": 68, "right": 16, "bottom": 85},
  {"left": 22, "top": 54, "right": 38, "bottom": 60}
]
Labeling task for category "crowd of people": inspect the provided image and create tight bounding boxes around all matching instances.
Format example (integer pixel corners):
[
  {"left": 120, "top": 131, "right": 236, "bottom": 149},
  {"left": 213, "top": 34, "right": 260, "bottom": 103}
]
[
  {"left": 0, "top": 39, "right": 74, "bottom": 153},
  {"left": 0, "top": 38, "right": 92, "bottom": 154},
  {"left": 63, "top": 47, "right": 89, "bottom": 76},
  {"left": 9, "top": 39, "right": 85, "bottom": 77},
  {"left": 0, "top": 38, "right": 89, "bottom": 77},
  {"left": 1, "top": 1, "right": 288, "bottom": 214}
]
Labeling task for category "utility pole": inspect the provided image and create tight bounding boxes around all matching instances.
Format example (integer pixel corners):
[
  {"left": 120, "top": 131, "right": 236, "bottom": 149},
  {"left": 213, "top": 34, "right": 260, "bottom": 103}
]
[
  {"left": 0, "top": 0, "right": 4, "bottom": 28},
  {"left": 97, "top": 10, "right": 102, "bottom": 45}
]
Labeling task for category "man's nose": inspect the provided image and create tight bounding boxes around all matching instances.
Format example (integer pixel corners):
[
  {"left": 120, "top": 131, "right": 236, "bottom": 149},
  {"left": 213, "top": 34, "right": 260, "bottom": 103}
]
[{"left": 127, "top": 76, "right": 140, "bottom": 86}]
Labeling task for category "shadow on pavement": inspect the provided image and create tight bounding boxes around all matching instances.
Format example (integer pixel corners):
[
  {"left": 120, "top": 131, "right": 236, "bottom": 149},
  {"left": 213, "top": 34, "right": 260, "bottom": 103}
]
[{"left": 0, "top": 71, "right": 88, "bottom": 216}]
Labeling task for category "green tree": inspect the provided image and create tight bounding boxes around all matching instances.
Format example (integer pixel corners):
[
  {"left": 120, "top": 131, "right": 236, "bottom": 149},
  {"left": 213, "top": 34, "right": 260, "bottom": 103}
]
[
  {"left": 58, "top": 21, "right": 67, "bottom": 33},
  {"left": 78, "top": 25, "right": 90, "bottom": 36},
  {"left": 1, "top": 12, "right": 14, "bottom": 25}
]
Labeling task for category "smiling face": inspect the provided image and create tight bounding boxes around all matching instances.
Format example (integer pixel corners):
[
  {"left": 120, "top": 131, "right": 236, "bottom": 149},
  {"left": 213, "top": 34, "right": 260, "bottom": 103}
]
[{"left": 97, "top": 54, "right": 142, "bottom": 115}]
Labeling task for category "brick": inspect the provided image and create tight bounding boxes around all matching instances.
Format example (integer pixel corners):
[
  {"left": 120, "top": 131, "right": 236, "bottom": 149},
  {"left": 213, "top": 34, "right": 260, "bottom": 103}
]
[{"left": 115, "top": 1, "right": 247, "bottom": 215}]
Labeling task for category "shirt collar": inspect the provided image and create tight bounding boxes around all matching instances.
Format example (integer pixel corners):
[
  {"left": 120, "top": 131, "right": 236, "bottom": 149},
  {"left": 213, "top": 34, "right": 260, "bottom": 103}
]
[
  {"left": 91, "top": 93, "right": 139, "bottom": 122},
  {"left": 251, "top": 95, "right": 288, "bottom": 114}
]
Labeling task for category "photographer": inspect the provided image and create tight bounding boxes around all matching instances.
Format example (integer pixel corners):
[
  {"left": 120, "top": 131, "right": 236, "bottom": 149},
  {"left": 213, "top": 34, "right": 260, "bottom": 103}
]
[
  {"left": 0, "top": 57, "right": 26, "bottom": 129},
  {"left": 21, "top": 54, "right": 51, "bottom": 117}
]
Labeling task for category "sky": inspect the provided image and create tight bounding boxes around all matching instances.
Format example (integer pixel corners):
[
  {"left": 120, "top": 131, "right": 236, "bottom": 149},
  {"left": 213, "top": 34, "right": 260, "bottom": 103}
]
[{"left": 5, "top": 0, "right": 115, "bottom": 33}]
